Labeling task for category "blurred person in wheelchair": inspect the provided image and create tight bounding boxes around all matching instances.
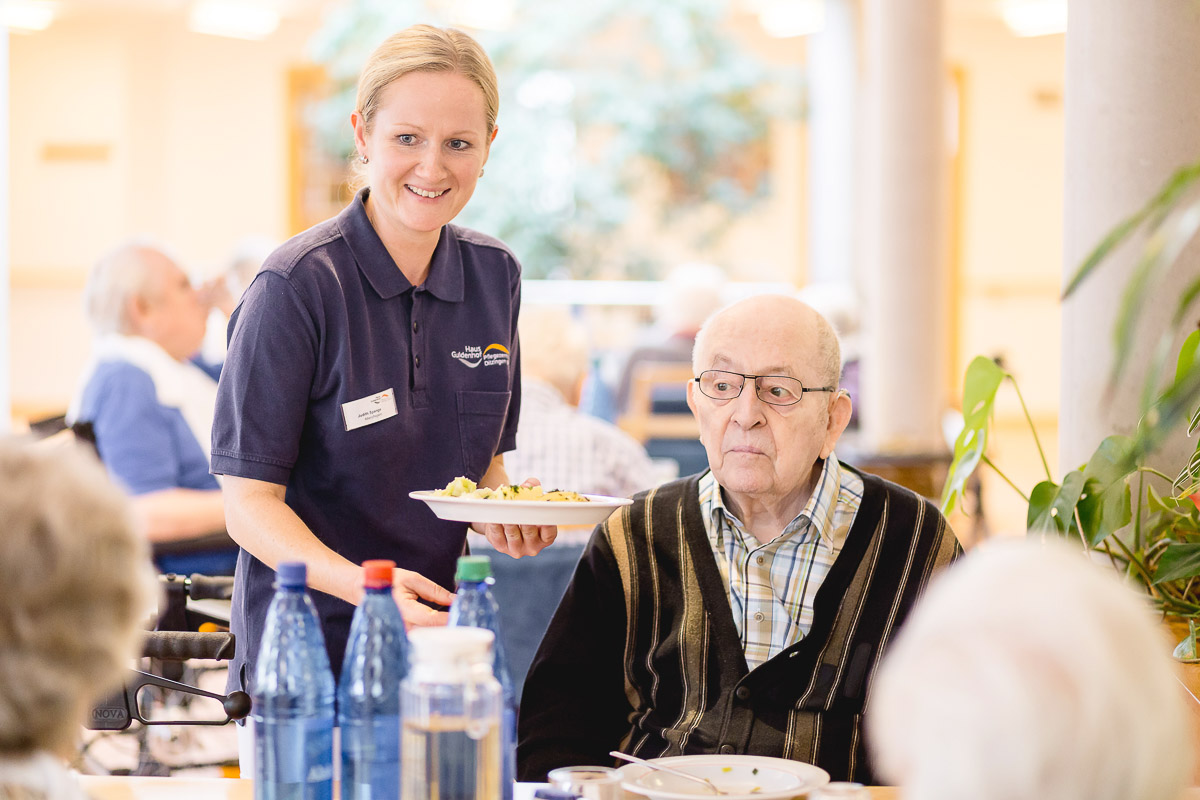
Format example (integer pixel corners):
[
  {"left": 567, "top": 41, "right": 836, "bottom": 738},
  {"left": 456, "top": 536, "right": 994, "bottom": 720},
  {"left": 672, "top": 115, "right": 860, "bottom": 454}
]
[
  {"left": 0, "top": 439, "right": 157, "bottom": 798},
  {"left": 69, "top": 239, "right": 237, "bottom": 576}
]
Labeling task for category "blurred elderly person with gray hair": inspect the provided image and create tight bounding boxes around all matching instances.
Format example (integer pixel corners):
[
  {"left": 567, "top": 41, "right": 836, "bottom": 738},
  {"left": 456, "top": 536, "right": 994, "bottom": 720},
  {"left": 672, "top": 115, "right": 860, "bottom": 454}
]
[
  {"left": 0, "top": 439, "right": 156, "bottom": 798},
  {"left": 69, "top": 239, "right": 237, "bottom": 575},
  {"left": 868, "top": 538, "right": 1191, "bottom": 800},
  {"left": 505, "top": 306, "right": 658, "bottom": 498}
]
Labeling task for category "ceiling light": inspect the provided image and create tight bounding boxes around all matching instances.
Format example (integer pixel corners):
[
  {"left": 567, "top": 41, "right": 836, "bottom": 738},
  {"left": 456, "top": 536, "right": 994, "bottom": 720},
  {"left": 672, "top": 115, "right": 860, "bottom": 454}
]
[
  {"left": 0, "top": 0, "right": 56, "bottom": 32},
  {"left": 757, "top": 0, "right": 824, "bottom": 38},
  {"left": 1001, "top": 0, "right": 1067, "bottom": 37},
  {"left": 188, "top": 0, "right": 279, "bottom": 41}
]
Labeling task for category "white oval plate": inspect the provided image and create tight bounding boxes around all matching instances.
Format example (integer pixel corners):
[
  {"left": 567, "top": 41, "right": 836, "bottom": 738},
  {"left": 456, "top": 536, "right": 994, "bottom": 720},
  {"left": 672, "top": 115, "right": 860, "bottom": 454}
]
[
  {"left": 618, "top": 754, "right": 830, "bottom": 800},
  {"left": 409, "top": 490, "right": 632, "bottom": 526}
]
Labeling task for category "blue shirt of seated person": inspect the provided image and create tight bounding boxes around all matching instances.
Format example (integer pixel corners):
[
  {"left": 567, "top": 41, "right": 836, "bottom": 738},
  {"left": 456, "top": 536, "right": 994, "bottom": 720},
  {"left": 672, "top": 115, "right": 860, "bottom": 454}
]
[{"left": 77, "top": 357, "right": 237, "bottom": 576}]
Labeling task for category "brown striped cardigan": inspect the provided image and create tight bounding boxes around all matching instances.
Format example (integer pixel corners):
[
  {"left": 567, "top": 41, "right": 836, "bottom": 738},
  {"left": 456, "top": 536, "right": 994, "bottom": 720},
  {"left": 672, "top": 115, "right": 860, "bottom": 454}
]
[{"left": 517, "top": 468, "right": 960, "bottom": 784}]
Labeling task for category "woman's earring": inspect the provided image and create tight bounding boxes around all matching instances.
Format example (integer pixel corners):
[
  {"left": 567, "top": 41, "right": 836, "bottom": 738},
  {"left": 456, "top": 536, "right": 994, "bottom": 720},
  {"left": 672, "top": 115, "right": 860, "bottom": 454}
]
[
  {"left": 479, "top": 168, "right": 485, "bottom": 177},
  {"left": 360, "top": 155, "right": 369, "bottom": 164}
]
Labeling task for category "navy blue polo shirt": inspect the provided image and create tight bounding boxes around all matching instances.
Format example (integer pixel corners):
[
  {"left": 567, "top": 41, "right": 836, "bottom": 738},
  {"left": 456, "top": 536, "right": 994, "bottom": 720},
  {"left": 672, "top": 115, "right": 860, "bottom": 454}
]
[{"left": 212, "top": 189, "right": 521, "bottom": 684}]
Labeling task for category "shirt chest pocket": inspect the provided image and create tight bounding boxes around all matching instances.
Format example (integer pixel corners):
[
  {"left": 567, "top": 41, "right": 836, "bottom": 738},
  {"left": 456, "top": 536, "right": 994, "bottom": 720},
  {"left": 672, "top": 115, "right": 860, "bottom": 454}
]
[{"left": 457, "top": 390, "right": 512, "bottom": 481}]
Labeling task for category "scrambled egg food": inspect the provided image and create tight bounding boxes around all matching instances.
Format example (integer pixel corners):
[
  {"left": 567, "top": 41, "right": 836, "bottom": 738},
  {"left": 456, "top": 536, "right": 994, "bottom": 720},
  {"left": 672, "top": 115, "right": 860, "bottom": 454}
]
[{"left": 435, "top": 476, "right": 589, "bottom": 502}]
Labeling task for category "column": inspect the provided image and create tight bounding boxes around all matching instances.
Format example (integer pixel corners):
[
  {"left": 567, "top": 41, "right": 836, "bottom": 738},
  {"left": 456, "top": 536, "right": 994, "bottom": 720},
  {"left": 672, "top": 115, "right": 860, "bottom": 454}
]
[
  {"left": 1061, "top": 3, "right": 1200, "bottom": 472},
  {"left": 859, "top": 0, "right": 948, "bottom": 452},
  {"left": 1, "top": 29, "right": 10, "bottom": 433},
  {"left": 807, "top": 0, "right": 859, "bottom": 287}
]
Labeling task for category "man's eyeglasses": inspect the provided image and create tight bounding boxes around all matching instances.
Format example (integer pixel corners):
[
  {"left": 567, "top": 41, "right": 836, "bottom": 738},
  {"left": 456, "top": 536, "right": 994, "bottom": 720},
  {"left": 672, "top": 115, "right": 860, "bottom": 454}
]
[{"left": 693, "top": 369, "right": 835, "bottom": 407}]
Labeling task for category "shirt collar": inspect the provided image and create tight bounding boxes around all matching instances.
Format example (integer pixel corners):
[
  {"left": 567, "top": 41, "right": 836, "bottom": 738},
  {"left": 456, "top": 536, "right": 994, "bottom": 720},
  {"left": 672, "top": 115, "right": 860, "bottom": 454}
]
[
  {"left": 700, "top": 454, "right": 846, "bottom": 550},
  {"left": 336, "top": 188, "right": 465, "bottom": 303}
]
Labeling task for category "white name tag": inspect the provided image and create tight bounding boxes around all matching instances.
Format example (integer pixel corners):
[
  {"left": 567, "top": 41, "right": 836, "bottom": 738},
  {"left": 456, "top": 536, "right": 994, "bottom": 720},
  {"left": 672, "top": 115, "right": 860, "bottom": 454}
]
[{"left": 341, "top": 388, "right": 398, "bottom": 431}]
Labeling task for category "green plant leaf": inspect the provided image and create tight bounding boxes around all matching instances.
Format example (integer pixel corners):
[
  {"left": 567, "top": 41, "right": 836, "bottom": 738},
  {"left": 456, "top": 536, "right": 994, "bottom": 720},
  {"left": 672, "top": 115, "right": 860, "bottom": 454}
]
[
  {"left": 1154, "top": 542, "right": 1200, "bottom": 584},
  {"left": 1063, "top": 161, "right": 1200, "bottom": 300},
  {"left": 1133, "top": 353, "right": 1200, "bottom": 461},
  {"left": 1082, "top": 435, "right": 1138, "bottom": 486},
  {"left": 1076, "top": 476, "right": 1133, "bottom": 548},
  {"left": 1174, "top": 330, "right": 1200, "bottom": 385},
  {"left": 941, "top": 356, "right": 1008, "bottom": 515},
  {"left": 1026, "top": 470, "right": 1086, "bottom": 536},
  {"left": 1114, "top": 201, "right": 1200, "bottom": 394},
  {"left": 1027, "top": 480, "right": 1061, "bottom": 534},
  {"left": 1148, "top": 483, "right": 1181, "bottom": 513}
]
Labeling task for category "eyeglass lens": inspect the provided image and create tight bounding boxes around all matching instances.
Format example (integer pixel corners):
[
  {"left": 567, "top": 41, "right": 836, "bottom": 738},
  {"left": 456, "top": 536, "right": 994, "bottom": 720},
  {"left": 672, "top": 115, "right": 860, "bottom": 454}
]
[{"left": 698, "top": 370, "right": 804, "bottom": 405}]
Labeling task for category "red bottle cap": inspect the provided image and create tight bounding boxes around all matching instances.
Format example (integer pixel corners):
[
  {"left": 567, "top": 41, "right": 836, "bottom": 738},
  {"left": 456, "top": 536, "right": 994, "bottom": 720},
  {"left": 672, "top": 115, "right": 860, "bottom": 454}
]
[{"left": 362, "top": 559, "right": 396, "bottom": 589}]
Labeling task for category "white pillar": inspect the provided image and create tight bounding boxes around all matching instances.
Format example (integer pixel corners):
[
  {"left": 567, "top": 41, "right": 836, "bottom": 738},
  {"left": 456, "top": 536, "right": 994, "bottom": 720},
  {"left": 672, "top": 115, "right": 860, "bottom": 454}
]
[
  {"left": 807, "top": 0, "right": 859, "bottom": 287},
  {"left": 0, "top": 29, "right": 10, "bottom": 434},
  {"left": 859, "top": 0, "right": 948, "bottom": 452},
  {"left": 1061, "top": 3, "right": 1200, "bottom": 472}
]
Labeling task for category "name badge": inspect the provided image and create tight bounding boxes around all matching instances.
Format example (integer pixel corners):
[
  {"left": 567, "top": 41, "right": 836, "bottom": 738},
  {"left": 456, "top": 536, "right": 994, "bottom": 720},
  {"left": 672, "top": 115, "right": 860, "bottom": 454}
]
[{"left": 341, "top": 388, "right": 398, "bottom": 431}]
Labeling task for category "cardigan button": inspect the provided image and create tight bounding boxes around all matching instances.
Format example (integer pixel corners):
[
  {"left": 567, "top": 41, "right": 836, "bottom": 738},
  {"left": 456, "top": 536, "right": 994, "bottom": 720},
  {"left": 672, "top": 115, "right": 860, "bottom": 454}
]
[
  {"left": 719, "top": 744, "right": 735, "bottom": 755},
  {"left": 735, "top": 686, "right": 750, "bottom": 701}
]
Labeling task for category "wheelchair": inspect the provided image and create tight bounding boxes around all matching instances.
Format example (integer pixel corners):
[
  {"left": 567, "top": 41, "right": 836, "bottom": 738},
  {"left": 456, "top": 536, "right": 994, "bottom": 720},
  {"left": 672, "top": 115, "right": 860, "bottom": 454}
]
[{"left": 79, "top": 572, "right": 251, "bottom": 777}]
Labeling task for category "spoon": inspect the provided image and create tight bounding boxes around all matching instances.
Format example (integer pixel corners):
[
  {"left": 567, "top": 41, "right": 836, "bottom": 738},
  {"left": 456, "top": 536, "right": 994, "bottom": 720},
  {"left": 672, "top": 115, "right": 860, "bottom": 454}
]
[{"left": 609, "top": 750, "right": 724, "bottom": 795}]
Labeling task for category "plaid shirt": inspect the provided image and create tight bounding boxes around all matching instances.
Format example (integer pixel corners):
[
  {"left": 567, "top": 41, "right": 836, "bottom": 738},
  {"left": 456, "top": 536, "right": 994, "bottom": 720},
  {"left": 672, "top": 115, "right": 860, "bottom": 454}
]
[{"left": 700, "top": 454, "right": 864, "bottom": 669}]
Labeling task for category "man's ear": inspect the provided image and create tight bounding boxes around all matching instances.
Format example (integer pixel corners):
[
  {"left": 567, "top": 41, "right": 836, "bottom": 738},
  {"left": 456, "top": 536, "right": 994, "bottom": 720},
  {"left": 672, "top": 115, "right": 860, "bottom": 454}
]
[
  {"left": 685, "top": 378, "right": 699, "bottom": 418},
  {"left": 820, "top": 389, "right": 853, "bottom": 459},
  {"left": 125, "top": 292, "right": 152, "bottom": 333}
]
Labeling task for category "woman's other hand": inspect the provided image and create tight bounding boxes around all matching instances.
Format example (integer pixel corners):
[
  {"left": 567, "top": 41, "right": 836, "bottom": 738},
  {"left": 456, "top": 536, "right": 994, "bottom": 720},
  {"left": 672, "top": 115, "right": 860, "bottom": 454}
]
[
  {"left": 391, "top": 566, "right": 455, "bottom": 629},
  {"left": 478, "top": 475, "right": 558, "bottom": 558},
  {"left": 479, "top": 520, "right": 558, "bottom": 558}
]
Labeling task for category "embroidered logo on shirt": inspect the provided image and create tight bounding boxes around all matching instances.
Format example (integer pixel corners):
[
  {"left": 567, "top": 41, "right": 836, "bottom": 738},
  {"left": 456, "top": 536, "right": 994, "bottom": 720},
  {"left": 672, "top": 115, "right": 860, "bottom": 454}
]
[{"left": 451, "top": 343, "right": 510, "bottom": 368}]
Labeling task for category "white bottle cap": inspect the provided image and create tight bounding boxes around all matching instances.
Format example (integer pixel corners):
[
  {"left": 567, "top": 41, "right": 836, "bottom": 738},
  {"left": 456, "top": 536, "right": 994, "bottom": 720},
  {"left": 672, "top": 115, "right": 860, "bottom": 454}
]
[{"left": 408, "top": 626, "right": 494, "bottom": 667}]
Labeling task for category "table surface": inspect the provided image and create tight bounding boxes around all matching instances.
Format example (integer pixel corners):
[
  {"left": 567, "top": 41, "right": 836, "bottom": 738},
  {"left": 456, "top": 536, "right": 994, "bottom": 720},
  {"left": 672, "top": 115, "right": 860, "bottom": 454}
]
[
  {"left": 75, "top": 776, "right": 1200, "bottom": 799},
  {"left": 76, "top": 776, "right": 902, "bottom": 799}
]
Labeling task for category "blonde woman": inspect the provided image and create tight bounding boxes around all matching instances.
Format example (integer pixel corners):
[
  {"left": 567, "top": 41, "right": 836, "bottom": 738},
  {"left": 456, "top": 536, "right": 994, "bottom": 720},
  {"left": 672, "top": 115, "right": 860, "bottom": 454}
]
[
  {"left": 0, "top": 440, "right": 156, "bottom": 798},
  {"left": 212, "top": 25, "right": 556, "bottom": 702}
]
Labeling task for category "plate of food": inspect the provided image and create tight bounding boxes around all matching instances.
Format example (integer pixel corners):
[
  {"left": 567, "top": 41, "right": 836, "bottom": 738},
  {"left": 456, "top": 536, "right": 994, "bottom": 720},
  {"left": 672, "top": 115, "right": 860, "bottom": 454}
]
[
  {"left": 617, "top": 754, "right": 830, "bottom": 800},
  {"left": 410, "top": 477, "right": 633, "bottom": 526}
]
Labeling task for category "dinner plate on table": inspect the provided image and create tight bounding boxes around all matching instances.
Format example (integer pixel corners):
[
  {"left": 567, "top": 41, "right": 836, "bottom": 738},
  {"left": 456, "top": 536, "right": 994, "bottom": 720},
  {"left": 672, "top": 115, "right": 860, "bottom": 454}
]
[
  {"left": 409, "top": 491, "right": 632, "bottom": 526},
  {"left": 617, "top": 754, "right": 830, "bottom": 800}
]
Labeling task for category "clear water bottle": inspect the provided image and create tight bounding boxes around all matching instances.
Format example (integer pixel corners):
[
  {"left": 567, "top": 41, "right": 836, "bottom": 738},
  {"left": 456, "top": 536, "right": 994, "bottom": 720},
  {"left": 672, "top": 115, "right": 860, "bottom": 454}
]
[
  {"left": 252, "top": 561, "right": 335, "bottom": 800},
  {"left": 338, "top": 559, "right": 410, "bottom": 800},
  {"left": 401, "top": 627, "right": 503, "bottom": 800},
  {"left": 448, "top": 555, "right": 516, "bottom": 800}
]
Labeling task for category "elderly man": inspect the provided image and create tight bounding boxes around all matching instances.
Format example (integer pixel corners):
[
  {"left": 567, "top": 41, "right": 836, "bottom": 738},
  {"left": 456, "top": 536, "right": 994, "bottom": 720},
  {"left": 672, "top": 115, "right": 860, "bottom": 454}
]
[
  {"left": 517, "top": 294, "right": 960, "bottom": 784},
  {"left": 71, "top": 240, "right": 236, "bottom": 575}
]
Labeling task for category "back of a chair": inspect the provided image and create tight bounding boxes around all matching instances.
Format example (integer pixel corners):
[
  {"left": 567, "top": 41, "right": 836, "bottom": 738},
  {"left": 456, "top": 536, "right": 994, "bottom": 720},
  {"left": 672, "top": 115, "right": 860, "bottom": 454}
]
[{"left": 617, "top": 362, "right": 698, "bottom": 443}]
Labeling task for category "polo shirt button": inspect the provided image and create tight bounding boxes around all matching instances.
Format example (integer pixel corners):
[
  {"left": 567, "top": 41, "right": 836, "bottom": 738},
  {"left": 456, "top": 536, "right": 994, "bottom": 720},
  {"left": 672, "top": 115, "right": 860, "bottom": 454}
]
[
  {"left": 414, "top": 355, "right": 421, "bottom": 368},
  {"left": 735, "top": 686, "right": 750, "bottom": 701},
  {"left": 755, "top": 555, "right": 765, "bottom": 565},
  {"left": 719, "top": 744, "right": 735, "bottom": 755},
  {"left": 412, "top": 321, "right": 419, "bottom": 333},
  {"left": 753, "top": 611, "right": 764, "bottom": 622}
]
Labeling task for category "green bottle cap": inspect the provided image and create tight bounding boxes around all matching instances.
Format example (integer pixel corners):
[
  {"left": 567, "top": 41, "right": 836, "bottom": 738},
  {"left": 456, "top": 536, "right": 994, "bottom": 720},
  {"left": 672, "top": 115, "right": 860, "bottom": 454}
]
[{"left": 456, "top": 555, "right": 493, "bottom": 582}]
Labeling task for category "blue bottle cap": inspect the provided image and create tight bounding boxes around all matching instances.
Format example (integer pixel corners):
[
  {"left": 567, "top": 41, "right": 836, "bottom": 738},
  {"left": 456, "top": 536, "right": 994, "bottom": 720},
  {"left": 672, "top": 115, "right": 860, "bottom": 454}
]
[{"left": 276, "top": 561, "right": 307, "bottom": 587}]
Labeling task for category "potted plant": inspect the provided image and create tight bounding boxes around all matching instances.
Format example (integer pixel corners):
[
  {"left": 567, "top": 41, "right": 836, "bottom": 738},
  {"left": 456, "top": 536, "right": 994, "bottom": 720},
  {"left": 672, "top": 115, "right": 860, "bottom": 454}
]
[{"left": 940, "top": 158, "right": 1200, "bottom": 645}]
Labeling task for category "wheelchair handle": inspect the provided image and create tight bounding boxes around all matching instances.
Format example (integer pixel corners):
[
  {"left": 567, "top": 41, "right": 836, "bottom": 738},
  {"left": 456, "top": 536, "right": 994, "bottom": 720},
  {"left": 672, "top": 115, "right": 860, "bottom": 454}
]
[
  {"left": 143, "top": 631, "right": 236, "bottom": 662},
  {"left": 184, "top": 573, "right": 235, "bottom": 601}
]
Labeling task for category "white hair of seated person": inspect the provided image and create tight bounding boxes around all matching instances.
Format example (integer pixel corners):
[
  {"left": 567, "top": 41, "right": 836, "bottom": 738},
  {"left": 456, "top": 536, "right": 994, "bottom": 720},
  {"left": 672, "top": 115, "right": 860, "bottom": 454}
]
[
  {"left": 83, "top": 236, "right": 180, "bottom": 336},
  {"left": 0, "top": 439, "right": 157, "bottom": 760},
  {"left": 518, "top": 306, "right": 590, "bottom": 402},
  {"left": 867, "top": 538, "right": 1191, "bottom": 800}
]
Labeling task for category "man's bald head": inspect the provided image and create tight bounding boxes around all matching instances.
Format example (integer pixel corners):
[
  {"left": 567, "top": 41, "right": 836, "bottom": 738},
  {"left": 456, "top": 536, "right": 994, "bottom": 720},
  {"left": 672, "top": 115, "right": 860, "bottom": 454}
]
[{"left": 692, "top": 295, "right": 843, "bottom": 390}]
